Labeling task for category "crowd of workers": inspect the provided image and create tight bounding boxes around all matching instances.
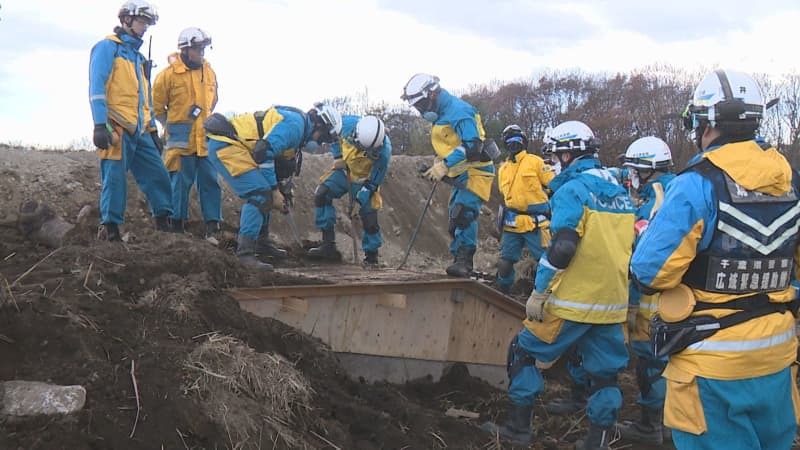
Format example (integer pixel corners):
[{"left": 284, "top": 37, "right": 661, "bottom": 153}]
[{"left": 87, "top": 2, "right": 799, "bottom": 449}]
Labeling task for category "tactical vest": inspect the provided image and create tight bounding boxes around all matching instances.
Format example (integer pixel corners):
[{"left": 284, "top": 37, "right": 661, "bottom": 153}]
[{"left": 682, "top": 159, "right": 800, "bottom": 294}]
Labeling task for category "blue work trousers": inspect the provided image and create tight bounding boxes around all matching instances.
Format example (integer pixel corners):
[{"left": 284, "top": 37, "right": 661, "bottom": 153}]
[{"left": 99, "top": 130, "right": 173, "bottom": 224}]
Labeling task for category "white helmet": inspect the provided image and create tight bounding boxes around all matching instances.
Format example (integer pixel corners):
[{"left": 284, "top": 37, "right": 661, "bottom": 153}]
[
  {"left": 624, "top": 136, "right": 672, "bottom": 170},
  {"left": 683, "top": 69, "right": 764, "bottom": 133},
  {"left": 311, "top": 102, "right": 343, "bottom": 142},
  {"left": 354, "top": 116, "right": 386, "bottom": 150},
  {"left": 401, "top": 73, "right": 440, "bottom": 108},
  {"left": 544, "top": 120, "right": 599, "bottom": 153},
  {"left": 178, "top": 27, "right": 211, "bottom": 49},
  {"left": 118, "top": 0, "right": 158, "bottom": 25}
]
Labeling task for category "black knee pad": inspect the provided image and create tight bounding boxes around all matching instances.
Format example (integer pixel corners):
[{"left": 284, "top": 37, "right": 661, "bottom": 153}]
[
  {"left": 246, "top": 189, "right": 272, "bottom": 215},
  {"left": 450, "top": 204, "right": 477, "bottom": 229},
  {"left": 497, "top": 258, "right": 515, "bottom": 278},
  {"left": 587, "top": 374, "right": 618, "bottom": 396},
  {"left": 506, "top": 335, "right": 536, "bottom": 381},
  {"left": 361, "top": 211, "right": 379, "bottom": 234},
  {"left": 314, "top": 184, "right": 333, "bottom": 207}
]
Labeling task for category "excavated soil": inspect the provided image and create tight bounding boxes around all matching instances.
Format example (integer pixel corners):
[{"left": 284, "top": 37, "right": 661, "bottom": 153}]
[{"left": 0, "top": 144, "right": 768, "bottom": 449}]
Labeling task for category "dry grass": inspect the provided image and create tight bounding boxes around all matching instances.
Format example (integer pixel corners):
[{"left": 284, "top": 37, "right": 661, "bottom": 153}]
[{"left": 184, "top": 333, "right": 314, "bottom": 449}]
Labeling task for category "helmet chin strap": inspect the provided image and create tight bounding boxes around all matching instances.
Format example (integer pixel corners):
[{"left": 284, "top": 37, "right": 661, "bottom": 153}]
[{"left": 694, "top": 122, "right": 707, "bottom": 150}]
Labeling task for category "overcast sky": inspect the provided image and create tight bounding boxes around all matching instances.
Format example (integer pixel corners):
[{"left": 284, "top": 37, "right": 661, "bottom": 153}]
[{"left": 1, "top": 0, "right": 799, "bottom": 147}]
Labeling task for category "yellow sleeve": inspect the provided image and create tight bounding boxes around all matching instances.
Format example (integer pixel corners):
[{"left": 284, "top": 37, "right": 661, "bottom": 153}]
[
  {"left": 538, "top": 157, "right": 556, "bottom": 186},
  {"left": 151, "top": 68, "right": 170, "bottom": 124}
]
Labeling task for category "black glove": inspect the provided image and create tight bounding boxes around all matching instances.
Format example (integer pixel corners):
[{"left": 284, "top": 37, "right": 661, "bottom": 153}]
[
  {"left": 151, "top": 130, "right": 164, "bottom": 153},
  {"left": 252, "top": 139, "right": 272, "bottom": 164},
  {"left": 93, "top": 124, "right": 113, "bottom": 150}
]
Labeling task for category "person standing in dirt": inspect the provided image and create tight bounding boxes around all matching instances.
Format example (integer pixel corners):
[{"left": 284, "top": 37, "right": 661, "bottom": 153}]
[
  {"left": 495, "top": 124, "right": 555, "bottom": 295},
  {"left": 307, "top": 115, "right": 392, "bottom": 266},
  {"left": 482, "top": 121, "right": 634, "bottom": 449},
  {"left": 152, "top": 27, "right": 222, "bottom": 242},
  {"left": 203, "top": 103, "right": 342, "bottom": 270},
  {"left": 614, "top": 136, "right": 676, "bottom": 445},
  {"left": 88, "top": 0, "right": 174, "bottom": 241},
  {"left": 631, "top": 70, "right": 800, "bottom": 450},
  {"left": 401, "top": 73, "right": 496, "bottom": 278}
]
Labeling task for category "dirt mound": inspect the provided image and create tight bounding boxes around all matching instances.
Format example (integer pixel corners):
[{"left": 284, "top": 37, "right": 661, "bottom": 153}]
[{"left": 0, "top": 146, "right": 681, "bottom": 449}]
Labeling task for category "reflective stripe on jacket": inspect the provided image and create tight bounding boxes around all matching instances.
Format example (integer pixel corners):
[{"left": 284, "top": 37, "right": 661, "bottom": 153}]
[
  {"left": 535, "top": 158, "right": 635, "bottom": 324},
  {"left": 152, "top": 52, "right": 218, "bottom": 162},
  {"left": 631, "top": 140, "right": 800, "bottom": 379},
  {"left": 498, "top": 151, "right": 554, "bottom": 232},
  {"left": 89, "top": 33, "right": 154, "bottom": 136}
]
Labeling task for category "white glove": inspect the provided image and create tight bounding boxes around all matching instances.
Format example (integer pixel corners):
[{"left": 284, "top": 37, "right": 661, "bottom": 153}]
[
  {"left": 271, "top": 189, "right": 285, "bottom": 211},
  {"left": 423, "top": 158, "right": 448, "bottom": 181},
  {"left": 526, "top": 290, "right": 549, "bottom": 322}
]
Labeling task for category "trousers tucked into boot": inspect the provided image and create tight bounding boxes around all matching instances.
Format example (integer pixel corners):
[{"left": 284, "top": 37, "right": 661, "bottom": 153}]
[
  {"left": 480, "top": 403, "right": 533, "bottom": 446},
  {"left": 446, "top": 246, "right": 475, "bottom": 277},
  {"left": 236, "top": 235, "right": 273, "bottom": 270},
  {"left": 307, "top": 228, "right": 341, "bottom": 260}
]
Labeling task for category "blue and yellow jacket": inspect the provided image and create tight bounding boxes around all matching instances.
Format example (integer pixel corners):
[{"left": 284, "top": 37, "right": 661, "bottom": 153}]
[
  {"left": 631, "top": 139, "right": 799, "bottom": 380},
  {"left": 331, "top": 115, "right": 392, "bottom": 184},
  {"left": 532, "top": 158, "right": 635, "bottom": 325},
  {"left": 430, "top": 89, "right": 495, "bottom": 201},
  {"left": 152, "top": 52, "right": 218, "bottom": 168},
  {"left": 629, "top": 173, "right": 676, "bottom": 340},
  {"left": 322, "top": 115, "right": 392, "bottom": 210},
  {"left": 207, "top": 106, "right": 311, "bottom": 179},
  {"left": 498, "top": 151, "right": 554, "bottom": 233},
  {"left": 89, "top": 31, "right": 155, "bottom": 138}
]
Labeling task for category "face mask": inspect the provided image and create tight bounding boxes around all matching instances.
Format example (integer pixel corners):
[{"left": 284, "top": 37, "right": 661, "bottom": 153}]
[
  {"left": 629, "top": 169, "right": 640, "bottom": 190},
  {"left": 422, "top": 111, "right": 439, "bottom": 123},
  {"left": 304, "top": 140, "right": 320, "bottom": 152},
  {"left": 552, "top": 161, "right": 562, "bottom": 176}
]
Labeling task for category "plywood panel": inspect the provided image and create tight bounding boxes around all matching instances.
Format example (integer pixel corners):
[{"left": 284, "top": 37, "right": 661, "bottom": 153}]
[{"left": 446, "top": 293, "right": 524, "bottom": 366}]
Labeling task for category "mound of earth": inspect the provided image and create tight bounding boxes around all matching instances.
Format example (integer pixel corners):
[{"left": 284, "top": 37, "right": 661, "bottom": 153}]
[{"left": 0, "top": 145, "right": 708, "bottom": 449}]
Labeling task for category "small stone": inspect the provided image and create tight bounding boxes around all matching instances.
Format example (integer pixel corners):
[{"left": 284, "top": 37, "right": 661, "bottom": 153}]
[{"left": 1, "top": 381, "right": 86, "bottom": 416}]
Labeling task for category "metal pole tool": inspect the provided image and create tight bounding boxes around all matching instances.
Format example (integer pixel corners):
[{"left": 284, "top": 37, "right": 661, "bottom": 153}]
[{"left": 397, "top": 180, "right": 438, "bottom": 270}]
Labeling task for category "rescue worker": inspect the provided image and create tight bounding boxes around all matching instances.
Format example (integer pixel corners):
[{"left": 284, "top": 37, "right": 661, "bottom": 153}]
[
  {"left": 495, "top": 124, "right": 555, "bottom": 294},
  {"left": 631, "top": 70, "right": 800, "bottom": 450},
  {"left": 203, "top": 103, "right": 342, "bottom": 269},
  {"left": 88, "top": 0, "right": 173, "bottom": 241},
  {"left": 401, "top": 73, "right": 496, "bottom": 277},
  {"left": 481, "top": 121, "right": 634, "bottom": 449},
  {"left": 307, "top": 115, "right": 392, "bottom": 266},
  {"left": 152, "top": 27, "right": 222, "bottom": 241},
  {"left": 616, "top": 136, "right": 676, "bottom": 445}
]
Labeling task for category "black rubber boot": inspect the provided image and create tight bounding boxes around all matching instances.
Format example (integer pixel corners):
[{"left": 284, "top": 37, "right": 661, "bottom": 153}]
[
  {"left": 446, "top": 247, "right": 474, "bottom": 278},
  {"left": 363, "top": 250, "right": 379, "bottom": 267},
  {"left": 97, "top": 223, "right": 121, "bottom": 242},
  {"left": 256, "top": 225, "right": 287, "bottom": 259},
  {"left": 154, "top": 215, "right": 171, "bottom": 232},
  {"left": 544, "top": 383, "right": 588, "bottom": 415},
  {"left": 236, "top": 235, "right": 273, "bottom": 270},
  {"left": 480, "top": 403, "right": 534, "bottom": 446},
  {"left": 617, "top": 406, "right": 665, "bottom": 445},
  {"left": 307, "top": 228, "right": 341, "bottom": 260},
  {"left": 171, "top": 218, "right": 185, "bottom": 233},
  {"left": 575, "top": 422, "right": 612, "bottom": 450}
]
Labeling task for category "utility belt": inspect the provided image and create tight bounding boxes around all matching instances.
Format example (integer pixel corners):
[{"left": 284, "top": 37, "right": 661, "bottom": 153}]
[
  {"left": 651, "top": 291, "right": 799, "bottom": 358},
  {"left": 496, "top": 205, "right": 550, "bottom": 234}
]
